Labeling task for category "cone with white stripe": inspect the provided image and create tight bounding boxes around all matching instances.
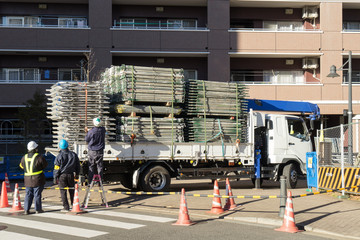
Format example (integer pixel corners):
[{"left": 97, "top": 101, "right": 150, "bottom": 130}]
[
  {"left": 5, "top": 173, "right": 12, "bottom": 193},
  {"left": 9, "top": 183, "right": 23, "bottom": 212},
  {"left": 0, "top": 181, "right": 10, "bottom": 208},
  {"left": 207, "top": 180, "right": 224, "bottom": 214},
  {"left": 275, "top": 190, "right": 302, "bottom": 233},
  {"left": 223, "top": 178, "right": 238, "bottom": 211},
  {"left": 69, "top": 184, "right": 86, "bottom": 214},
  {"left": 173, "top": 188, "right": 195, "bottom": 226}
]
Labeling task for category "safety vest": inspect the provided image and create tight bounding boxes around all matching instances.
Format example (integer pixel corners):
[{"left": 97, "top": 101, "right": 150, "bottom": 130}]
[{"left": 24, "top": 153, "right": 43, "bottom": 176}]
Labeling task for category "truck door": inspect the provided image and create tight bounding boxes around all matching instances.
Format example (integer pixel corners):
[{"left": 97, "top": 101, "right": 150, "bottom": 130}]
[
  {"left": 267, "top": 115, "right": 288, "bottom": 163},
  {"left": 286, "top": 117, "right": 312, "bottom": 164}
]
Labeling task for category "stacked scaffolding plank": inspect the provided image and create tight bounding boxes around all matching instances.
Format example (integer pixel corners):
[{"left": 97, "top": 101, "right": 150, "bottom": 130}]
[
  {"left": 47, "top": 65, "right": 249, "bottom": 146},
  {"left": 186, "top": 79, "right": 248, "bottom": 143},
  {"left": 46, "top": 81, "right": 115, "bottom": 149},
  {"left": 101, "top": 65, "right": 186, "bottom": 143}
]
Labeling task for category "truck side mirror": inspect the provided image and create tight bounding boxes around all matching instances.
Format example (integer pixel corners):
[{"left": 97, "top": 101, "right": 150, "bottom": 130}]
[{"left": 266, "top": 120, "right": 273, "bottom": 130}]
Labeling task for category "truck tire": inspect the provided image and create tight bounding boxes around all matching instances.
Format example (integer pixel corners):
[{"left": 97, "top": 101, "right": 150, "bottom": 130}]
[
  {"left": 283, "top": 163, "right": 298, "bottom": 189},
  {"left": 140, "top": 166, "right": 171, "bottom": 192}
]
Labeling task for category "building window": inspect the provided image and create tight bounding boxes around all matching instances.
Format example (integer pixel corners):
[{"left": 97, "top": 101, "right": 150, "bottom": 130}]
[
  {"left": 343, "top": 22, "right": 360, "bottom": 31},
  {"left": 184, "top": 70, "right": 198, "bottom": 80},
  {"left": 58, "top": 18, "right": 87, "bottom": 27},
  {"left": 0, "top": 68, "right": 40, "bottom": 82},
  {"left": 263, "top": 21, "right": 303, "bottom": 31},
  {"left": 263, "top": 70, "right": 304, "bottom": 84},
  {"left": 58, "top": 69, "right": 82, "bottom": 81},
  {"left": 115, "top": 18, "right": 198, "bottom": 30},
  {"left": 167, "top": 19, "right": 197, "bottom": 29}
]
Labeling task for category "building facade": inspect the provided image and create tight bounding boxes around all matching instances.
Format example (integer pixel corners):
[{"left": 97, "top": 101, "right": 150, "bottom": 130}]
[{"left": 0, "top": 0, "right": 359, "bottom": 154}]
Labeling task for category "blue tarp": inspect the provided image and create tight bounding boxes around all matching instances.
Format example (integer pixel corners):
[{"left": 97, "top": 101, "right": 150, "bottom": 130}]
[
  {"left": 0, "top": 154, "right": 55, "bottom": 180},
  {"left": 246, "top": 99, "right": 320, "bottom": 121}
]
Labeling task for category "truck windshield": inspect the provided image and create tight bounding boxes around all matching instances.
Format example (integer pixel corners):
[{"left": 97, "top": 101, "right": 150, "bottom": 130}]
[{"left": 287, "top": 117, "right": 309, "bottom": 141}]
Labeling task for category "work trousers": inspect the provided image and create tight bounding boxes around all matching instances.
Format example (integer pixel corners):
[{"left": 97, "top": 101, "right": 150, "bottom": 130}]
[
  {"left": 88, "top": 150, "right": 104, "bottom": 183},
  {"left": 24, "top": 185, "right": 44, "bottom": 212},
  {"left": 59, "top": 173, "right": 75, "bottom": 210}
]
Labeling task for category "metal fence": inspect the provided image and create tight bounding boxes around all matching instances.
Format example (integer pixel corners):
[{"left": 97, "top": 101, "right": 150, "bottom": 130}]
[{"left": 316, "top": 122, "right": 360, "bottom": 167}]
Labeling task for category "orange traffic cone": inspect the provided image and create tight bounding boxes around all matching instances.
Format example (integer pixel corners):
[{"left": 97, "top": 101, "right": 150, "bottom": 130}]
[
  {"left": 5, "top": 173, "right": 12, "bottom": 193},
  {"left": 207, "top": 180, "right": 224, "bottom": 214},
  {"left": 223, "top": 178, "right": 238, "bottom": 211},
  {"left": 173, "top": 188, "right": 195, "bottom": 226},
  {"left": 275, "top": 191, "right": 303, "bottom": 233},
  {"left": 0, "top": 182, "right": 10, "bottom": 208},
  {"left": 69, "top": 184, "right": 86, "bottom": 214},
  {"left": 9, "top": 183, "right": 23, "bottom": 212}
]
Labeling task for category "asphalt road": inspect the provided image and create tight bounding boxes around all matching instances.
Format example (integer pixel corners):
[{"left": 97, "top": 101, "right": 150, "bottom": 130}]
[{"left": 0, "top": 206, "right": 333, "bottom": 240}]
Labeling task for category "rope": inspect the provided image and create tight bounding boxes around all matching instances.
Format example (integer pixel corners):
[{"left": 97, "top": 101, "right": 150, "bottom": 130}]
[
  {"left": 149, "top": 106, "right": 154, "bottom": 134},
  {"left": 131, "top": 65, "right": 135, "bottom": 133},
  {"left": 85, "top": 83, "right": 88, "bottom": 129},
  {"left": 202, "top": 81, "right": 207, "bottom": 160},
  {"left": 218, "top": 119, "right": 225, "bottom": 157},
  {"left": 171, "top": 69, "right": 175, "bottom": 160},
  {"left": 235, "top": 83, "right": 239, "bottom": 139}
]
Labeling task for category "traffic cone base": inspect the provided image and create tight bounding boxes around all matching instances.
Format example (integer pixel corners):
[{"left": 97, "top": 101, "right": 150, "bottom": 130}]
[
  {"left": 275, "top": 190, "right": 303, "bottom": 233},
  {"left": 9, "top": 183, "right": 23, "bottom": 212},
  {"left": 173, "top": 188, "right": 195, "bottom": 226},
  {"left": 0, "top": 182, "right": 9, "bottom": 208},
  {"left": 223, "top": 178, "right": 239, "bottom": 211},
  {"left": 207, "top": 180, "right": 224, "bottom": 214}
]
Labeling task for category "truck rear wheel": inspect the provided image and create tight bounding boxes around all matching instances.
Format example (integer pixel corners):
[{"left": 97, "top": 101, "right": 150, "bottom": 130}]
[
  {"left": 283, "top": 163, "right": 298, "bottom": 189},
  {"left": 140, "top": 166, "right": 170, "bottom": 192}
]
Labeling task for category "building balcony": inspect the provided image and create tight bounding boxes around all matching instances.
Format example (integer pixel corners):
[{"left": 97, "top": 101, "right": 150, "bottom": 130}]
[
  {"left": 0, "top": 27, "right": 89, "bottom": 50},
  {"left": 229, "top": 30, "right": 322, "bottom": 51},
  {"left": 111, "top": 29, "right": 208, "bottom": 52}
]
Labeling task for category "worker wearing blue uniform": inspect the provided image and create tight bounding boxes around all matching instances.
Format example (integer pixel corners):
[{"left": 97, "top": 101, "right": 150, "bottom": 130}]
[
  {"left": 53, "top": 139, "right": 80, "bottom": 212},
  {"left": 85, "top": 117, "right": 106, "bottom": 183}
]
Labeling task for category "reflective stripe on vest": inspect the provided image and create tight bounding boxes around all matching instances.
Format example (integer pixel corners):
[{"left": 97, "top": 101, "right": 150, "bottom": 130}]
[{"left": 24, "top": 153, "right": 43, "bottom": 176}]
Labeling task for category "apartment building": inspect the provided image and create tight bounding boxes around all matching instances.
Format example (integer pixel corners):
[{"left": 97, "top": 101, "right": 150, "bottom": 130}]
[{"left": 0, "top": 0, "right": 359, "bottom": 154}]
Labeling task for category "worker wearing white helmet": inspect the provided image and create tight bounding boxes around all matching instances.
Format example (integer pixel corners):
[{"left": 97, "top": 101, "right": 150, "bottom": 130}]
[
  {"left": 85, "top": 117, "right": 106, "bottom": 183},
  {"left": 19, "top": 141, "right": 48, "bottom": 215}
]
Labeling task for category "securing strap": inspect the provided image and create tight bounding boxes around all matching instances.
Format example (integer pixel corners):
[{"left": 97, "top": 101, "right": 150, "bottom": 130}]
[
  {"left": 202, "top": 81, "right": 207, "bottom": 160},
  {"left": 24, "top": 153, "right": 43, "bottom": 176}
]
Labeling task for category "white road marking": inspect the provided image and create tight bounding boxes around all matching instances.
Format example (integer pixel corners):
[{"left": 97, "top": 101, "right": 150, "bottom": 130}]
[
  {"left": 0, "top": 216, "right": 107, "bottom": 238},
  {"left": 88, "top": 210, "right": 176, "bottom": 223},
  {"left": 0, "top": 231, "right": 50, "bottom": 240},
  {"left": 35, "top": 212, "right": 145, "bottom": 229}
]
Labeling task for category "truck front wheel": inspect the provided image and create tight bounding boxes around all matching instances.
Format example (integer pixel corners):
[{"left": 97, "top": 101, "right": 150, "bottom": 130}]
[
  {"left": 140, "top": 166, "right": 171, "bottom": 192},
  {"left": 283, "top": 163, "right": 298, "bottom": 189}
]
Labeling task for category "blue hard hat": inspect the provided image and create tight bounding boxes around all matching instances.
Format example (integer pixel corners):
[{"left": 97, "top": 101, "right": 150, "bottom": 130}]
[{"left": 59, "top": 139, "right": 68, "bottom": 149}]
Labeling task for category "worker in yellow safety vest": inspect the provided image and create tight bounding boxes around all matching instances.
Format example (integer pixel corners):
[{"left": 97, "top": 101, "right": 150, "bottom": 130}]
[{"left": 19, "top": 141, "right": 48, "bottom": 215}]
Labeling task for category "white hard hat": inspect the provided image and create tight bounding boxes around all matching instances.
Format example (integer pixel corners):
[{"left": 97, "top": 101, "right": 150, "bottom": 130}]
[
  {"left": 27, "top": 141, "right": 38, "bottom": 151},
  {"left": 93, "top": 117, "right": 101, "bottom": 127}
]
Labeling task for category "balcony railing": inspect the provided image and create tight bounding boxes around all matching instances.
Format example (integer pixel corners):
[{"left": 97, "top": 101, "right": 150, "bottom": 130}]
[
  {"left": 0, "top": 68, "right": 85, "bottom": 84},
  {"left": 112, "top": 20, "right": 207, "bottom": 30},
  {"left": 0, "top": 16, "right": 88, "bottom": 29},
  {"left": 231, "top": 70, "right": 321, "bottom": 84}
]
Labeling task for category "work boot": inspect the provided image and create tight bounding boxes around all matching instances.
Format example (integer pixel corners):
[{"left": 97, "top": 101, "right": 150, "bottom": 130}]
[
  {"left": 24, "top": 210, "right": 30, "bottom": 215},
  {"left": 36, "top": 209, "right": 44, "bottom": 214},
  {"left": 60, "top": 208, "right": 69, "bottom": 213}
]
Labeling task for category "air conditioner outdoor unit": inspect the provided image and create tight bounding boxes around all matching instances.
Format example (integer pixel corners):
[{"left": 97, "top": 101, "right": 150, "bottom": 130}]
[
  {"left": 302, "top": 6, "right": 318, "bottom": 19},
  {"left": 302, "top": 58, "right": 319, "bottom": 69}
]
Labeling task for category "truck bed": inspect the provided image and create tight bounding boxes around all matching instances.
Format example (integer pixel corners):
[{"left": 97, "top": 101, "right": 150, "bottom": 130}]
[{"left": 72, "top": 141, "right": 255, "bottom": 166}]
